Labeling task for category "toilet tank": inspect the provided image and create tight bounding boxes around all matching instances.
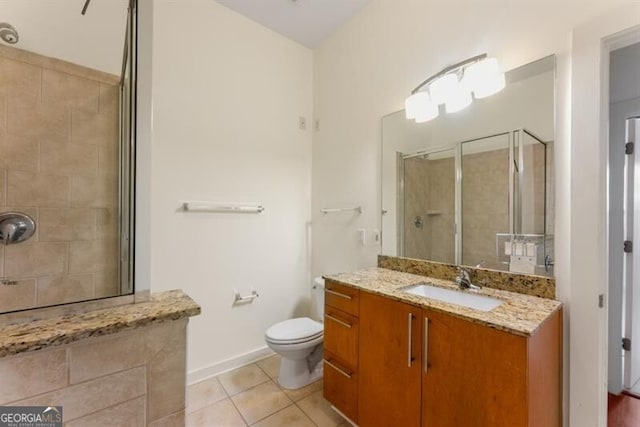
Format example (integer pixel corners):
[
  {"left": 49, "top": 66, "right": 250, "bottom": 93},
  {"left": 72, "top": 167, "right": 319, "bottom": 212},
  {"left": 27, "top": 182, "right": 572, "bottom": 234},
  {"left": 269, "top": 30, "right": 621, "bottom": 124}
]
[{"left": 313, "top": 277, "right": 325, "bottom": 320}]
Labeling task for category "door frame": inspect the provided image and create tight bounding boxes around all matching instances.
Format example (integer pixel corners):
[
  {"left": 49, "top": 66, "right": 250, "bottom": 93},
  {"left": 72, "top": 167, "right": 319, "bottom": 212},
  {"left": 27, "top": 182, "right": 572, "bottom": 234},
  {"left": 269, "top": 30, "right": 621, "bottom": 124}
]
[{"left": 569, "top": 8, "right": 640, "bottom": 426}]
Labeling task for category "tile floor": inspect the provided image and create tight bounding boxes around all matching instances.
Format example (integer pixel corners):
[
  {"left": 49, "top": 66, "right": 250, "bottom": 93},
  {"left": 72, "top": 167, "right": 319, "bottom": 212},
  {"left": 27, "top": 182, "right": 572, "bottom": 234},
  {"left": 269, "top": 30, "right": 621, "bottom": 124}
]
[{"left": 186, "top": 355, "right": 351, "bottom": 427}]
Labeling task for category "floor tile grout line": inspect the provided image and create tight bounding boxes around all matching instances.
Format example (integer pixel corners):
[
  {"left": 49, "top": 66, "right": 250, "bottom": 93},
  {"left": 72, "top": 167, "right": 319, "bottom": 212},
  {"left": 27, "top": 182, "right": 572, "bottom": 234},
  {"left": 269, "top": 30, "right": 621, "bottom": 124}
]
[
  {"left": 185, "top": 376, "right": 229, "bottom": 415},
  {"left": 292, "top": 400, "right": 320, "bottom": 427},
  {"left": 247, "top": 402, "right": 297, "bottom": 426},
  {"left": 223, "top": 376, "right": 273, "bottom": 398},
  {"left": 222, "top": 366, "right": 280, "bottom": 427}
]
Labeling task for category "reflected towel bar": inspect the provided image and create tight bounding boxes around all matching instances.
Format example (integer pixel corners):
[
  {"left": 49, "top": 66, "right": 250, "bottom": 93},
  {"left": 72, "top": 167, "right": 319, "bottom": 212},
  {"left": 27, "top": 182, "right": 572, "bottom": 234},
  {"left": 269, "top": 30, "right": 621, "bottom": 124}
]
[
  {"left": 321, "top": 206, "right": 362, "bottom": 214},
  {"left": 182, "top": 202, "right": 264, "bottom": 214}
]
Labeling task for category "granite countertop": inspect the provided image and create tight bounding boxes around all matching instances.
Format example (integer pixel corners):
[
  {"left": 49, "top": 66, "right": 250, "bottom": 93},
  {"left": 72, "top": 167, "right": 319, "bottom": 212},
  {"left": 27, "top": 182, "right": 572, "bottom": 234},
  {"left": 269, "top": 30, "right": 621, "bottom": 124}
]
[
  {"left": 0, "top": 290, "right": 201, "bottom": 358},
  {"left": 324, "top": 268, "right": 561, "bottom": 337}
]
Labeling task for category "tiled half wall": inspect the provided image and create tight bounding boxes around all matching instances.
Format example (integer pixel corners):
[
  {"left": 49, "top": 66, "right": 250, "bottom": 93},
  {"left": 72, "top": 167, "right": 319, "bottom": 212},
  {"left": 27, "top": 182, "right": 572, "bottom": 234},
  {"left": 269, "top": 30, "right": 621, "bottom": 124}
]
[
  {"left": 0, "top": 45, "right": 120, "bottom": 312},
  {"left": 0, "top": 319, "right": 188, "bottom": 426}
]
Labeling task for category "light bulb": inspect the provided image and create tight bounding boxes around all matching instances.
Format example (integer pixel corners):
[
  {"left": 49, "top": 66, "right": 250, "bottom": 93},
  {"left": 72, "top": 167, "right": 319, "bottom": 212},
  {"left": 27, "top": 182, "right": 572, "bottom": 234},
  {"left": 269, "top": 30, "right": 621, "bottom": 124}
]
[
  {"left": 428, "top": 73, "right": 459, "bottom": 105},
  {"left": 463, "top": 57, "right": 505, "bottom": 99},
  {"left": 414, "top": 97, "right": 439, "bottom": 123},
  {"left": 405, "top": 92, "right": 428, "bottom": 119},
  {"left": 445, "top": 84, "right": 472, "bottom": 113}
]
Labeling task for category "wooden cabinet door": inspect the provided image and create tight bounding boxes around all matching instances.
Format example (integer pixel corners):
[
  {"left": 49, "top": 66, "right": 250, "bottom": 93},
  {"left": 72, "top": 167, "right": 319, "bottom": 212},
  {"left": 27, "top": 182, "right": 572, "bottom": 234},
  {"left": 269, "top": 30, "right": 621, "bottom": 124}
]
[
  {"left": 422, "top": 308, "right": 528, "bottom": 427},
  {"left": 359, "top": 292, "right": 422, "bottom": 427}
]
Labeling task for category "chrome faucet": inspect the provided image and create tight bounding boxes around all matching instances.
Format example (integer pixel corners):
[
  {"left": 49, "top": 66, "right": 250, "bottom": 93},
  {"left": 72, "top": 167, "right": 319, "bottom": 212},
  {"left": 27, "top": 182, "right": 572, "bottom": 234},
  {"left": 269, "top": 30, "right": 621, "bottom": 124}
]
[{"left": 455, "top": 267, "right": 481, "bottom": 290}]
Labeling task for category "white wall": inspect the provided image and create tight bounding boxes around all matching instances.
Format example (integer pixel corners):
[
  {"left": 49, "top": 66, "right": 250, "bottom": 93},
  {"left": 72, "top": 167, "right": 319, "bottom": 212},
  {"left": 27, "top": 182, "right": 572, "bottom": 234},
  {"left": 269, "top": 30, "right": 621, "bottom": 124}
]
[
  {"left": 149, "top": 0, "right": 313, "bottom": 381},
  {"left": 311, "top": 1, "right": 638, "bottom": 426},
  {"left": 0, "top": 0, "right": 128, "bottom": 74}
]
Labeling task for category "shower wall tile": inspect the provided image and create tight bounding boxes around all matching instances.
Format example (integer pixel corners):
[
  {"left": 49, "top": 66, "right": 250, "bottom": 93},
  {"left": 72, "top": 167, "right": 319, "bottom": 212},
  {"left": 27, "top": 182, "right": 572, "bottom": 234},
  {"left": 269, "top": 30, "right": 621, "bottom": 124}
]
[
  {"left": 98, "top": 145, "right": 118, "bottom": 176},
  {"left": 147, "top": 320, "right": 188, "bottom": 422},
  {"left": 69, "top": 240, "right": 118, "bottom": 274},
  {"left": 65, "top": 396, "right": 146, "bottom": 427},
  {"left": 0, "top": 279, "right": 35, "bottom": 312},
  {"left": 0, "top": 45, "right": 120, "bottom": 313},
  {"left": 0, "top": 206, "right": 39, "bottom": 244},
  {"left": 36, "top": 274, "right": 94, "bottom": 306},
  {"left": 42, "top": 69, "right": 100, "bottom": 111},
  {"left": 40, "top": 140, "right": 99, "bottom": 177},
  {"left": 0, "top": 348, "right": 67, "bottom": 404},
  {"left": 6, "top": 171, "right": 69, "bottom": 207},
  {"left": 0, "top": 134, "right": 39, "bottom": 173},
  {"left": 71, "top": 175, "right": 117, "bottom": 208},
  {"left": 69, "top": 328, "right": 148, "bottom": 384},
  {"left": 0, "top": 170, "right": 5, "bottom": 205},
  {"left": 0, "top": 57, "right": 41, "bottom": 99},
  {"left": 0, "top": 97, "right": 6, "bottom": 134},
  {"left": 71, "top": 108, "right": 118, "bottom": 147},
  {"left": 96, "top": 207, "right": 117, "bottom": 240},
  {"left": 0, "top": 45, "right": 119, "bottom": 86},
  {"left": 99, "top": 83, "right": 119, "bottom": 114},
  {"left": 12, "top": 366, "right": 146, "bottom": 421},
  {"left": 39, "top": 208, "right": 95, "bottom": 242},
  {"left": 1, "top": 317, "right": 189, "bottom": 427},
  {"left": 5, "top": 242, "right": 67, "bottom": 277},
  {"left": 6, "top": 96, "right": 70, "bottom": 139},
  {"left": 95, "top": 269, "right": 118, "bottom": 298}
]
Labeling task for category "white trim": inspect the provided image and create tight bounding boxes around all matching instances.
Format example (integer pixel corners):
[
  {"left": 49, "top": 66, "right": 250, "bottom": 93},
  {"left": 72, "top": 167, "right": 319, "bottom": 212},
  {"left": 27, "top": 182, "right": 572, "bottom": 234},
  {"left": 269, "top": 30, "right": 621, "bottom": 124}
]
[
  {"left": 570, "top": 6, "right": 640, "bottom": 425},
  {"left": 187, "top": 346, "right": 275, "bottom": 385}
]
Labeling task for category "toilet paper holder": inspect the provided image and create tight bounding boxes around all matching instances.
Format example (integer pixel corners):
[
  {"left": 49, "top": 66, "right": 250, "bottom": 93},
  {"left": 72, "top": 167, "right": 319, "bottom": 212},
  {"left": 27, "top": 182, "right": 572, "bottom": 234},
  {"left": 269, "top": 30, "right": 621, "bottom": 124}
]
[{"left": 234, "top": 289, "right": 259, "bottom": 305}]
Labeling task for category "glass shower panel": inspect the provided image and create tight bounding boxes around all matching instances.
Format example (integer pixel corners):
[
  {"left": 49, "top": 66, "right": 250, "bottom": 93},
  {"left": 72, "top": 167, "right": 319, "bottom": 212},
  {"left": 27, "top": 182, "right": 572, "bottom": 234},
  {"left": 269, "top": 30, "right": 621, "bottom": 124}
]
[
  {"left": 518, "top": 132, "right": 547, "bottom": 235},
  {"left": 402, "top": 149, "right": 456, "bottom": 263},
  {"left": 461, "top": 134, "right": 510, "bottom": 270}
]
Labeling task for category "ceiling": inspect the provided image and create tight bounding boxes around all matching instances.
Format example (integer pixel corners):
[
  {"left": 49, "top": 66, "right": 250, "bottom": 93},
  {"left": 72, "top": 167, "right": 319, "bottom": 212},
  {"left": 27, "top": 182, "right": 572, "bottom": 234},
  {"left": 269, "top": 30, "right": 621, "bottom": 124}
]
[{"left": 215, "top": 0, "right": 371, "bottom": 48}]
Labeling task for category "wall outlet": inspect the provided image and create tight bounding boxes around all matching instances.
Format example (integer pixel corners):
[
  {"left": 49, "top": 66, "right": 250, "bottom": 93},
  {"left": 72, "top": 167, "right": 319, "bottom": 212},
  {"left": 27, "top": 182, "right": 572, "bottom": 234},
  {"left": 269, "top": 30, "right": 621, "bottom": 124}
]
[{"left": 299, "top": 116, "right": 307, "bottom": 130}]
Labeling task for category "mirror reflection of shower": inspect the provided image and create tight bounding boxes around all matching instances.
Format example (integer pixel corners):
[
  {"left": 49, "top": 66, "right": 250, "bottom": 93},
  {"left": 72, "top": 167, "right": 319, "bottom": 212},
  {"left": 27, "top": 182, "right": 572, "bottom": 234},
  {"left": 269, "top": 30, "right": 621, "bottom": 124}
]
[{"left": 398, "top": 128, "right": 553, "bottom": 276}]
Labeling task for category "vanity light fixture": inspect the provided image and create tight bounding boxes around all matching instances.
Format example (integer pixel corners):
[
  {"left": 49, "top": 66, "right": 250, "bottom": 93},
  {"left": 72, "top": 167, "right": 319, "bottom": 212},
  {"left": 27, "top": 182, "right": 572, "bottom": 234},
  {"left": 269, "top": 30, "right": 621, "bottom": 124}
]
[{"left": 405, "top": 53, "right": 505, "bottom": 122}]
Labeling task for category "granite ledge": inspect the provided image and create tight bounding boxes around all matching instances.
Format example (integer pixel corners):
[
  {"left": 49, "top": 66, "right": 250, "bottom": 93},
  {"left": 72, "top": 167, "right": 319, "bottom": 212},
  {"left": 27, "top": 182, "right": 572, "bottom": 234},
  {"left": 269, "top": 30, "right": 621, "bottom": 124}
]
[
  {"left": 0, "top": 290, "right": 201, "bottom": 358},
  {"left": 324, "top": 268, "right": 561, "bottom": 337}
]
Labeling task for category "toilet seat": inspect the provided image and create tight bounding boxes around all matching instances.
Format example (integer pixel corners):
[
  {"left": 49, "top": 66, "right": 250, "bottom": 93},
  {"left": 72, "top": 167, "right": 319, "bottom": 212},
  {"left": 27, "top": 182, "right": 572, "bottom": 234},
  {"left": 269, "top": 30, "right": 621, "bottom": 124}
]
[{"left": 265, "top": 317, "right": 323, "bottom": 345}]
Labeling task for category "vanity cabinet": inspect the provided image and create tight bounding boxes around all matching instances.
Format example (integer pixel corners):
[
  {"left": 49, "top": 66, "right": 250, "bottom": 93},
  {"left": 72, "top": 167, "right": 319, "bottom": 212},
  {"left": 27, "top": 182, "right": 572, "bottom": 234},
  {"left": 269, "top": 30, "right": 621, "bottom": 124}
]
[
  {"left": 323, "top": 280, "right": 360, "bottom": 423},
  {"left": 359, "top": 291, "right": 423, "bottom": 426},
  {"left": 323, "top": 282, "right": 562, "bottom": 427},
  {"left": 422, "top": 308, "right": 562, "bottom": 427}
]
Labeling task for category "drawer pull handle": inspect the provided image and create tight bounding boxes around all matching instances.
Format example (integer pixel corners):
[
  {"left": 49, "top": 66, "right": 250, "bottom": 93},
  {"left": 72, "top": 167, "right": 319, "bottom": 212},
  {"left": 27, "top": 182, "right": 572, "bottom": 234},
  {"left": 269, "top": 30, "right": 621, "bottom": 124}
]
[
  {"left": 324, "top": 359, "right": 352, "bottom": 379},
  {"left": 325, "top": 314, "right": 352, "bottom": 328},
  {"left": 407, "top": 312, "right": 414, "bottom": 367},
  {"left": 424, "top": 317, "right": 429, "bottom": 373},
  {"left": 326, "top": 289, "right": 352, "bottom": 300}
]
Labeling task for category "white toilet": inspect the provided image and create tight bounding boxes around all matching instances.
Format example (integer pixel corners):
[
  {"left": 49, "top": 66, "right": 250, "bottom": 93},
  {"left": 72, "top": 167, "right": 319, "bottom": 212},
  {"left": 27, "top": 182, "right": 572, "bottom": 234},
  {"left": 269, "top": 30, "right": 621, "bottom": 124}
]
[{"left": 265, "top": 277, "right": 325, "bottom": 390}]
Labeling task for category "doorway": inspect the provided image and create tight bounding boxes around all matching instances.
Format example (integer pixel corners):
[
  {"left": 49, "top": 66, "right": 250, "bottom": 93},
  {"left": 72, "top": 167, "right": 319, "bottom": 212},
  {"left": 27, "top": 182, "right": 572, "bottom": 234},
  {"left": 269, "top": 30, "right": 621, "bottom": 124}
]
[{"left": 608, "top": 42, "right": 640, "bottom": 404}]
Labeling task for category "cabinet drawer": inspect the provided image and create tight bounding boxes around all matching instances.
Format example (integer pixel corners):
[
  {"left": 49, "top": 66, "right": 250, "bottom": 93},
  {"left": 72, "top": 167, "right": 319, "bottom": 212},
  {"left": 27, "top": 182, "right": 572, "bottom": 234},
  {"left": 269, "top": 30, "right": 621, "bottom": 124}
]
[
  {"left": 323, "top": 350, "right": 358, "bottom": 424},
  {"left": 324, "top": 307, "right": 359, "bottom": 370},
  {"left": 325, "top": 280, "right": 359, "bottom": 316}
]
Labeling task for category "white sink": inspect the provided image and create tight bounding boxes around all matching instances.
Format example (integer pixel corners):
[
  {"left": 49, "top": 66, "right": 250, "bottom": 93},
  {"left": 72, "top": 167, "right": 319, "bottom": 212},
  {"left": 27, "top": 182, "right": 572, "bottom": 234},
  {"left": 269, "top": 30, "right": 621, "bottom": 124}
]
[{"left": 403, "top": 283, "right": 503, "bottom": 312}]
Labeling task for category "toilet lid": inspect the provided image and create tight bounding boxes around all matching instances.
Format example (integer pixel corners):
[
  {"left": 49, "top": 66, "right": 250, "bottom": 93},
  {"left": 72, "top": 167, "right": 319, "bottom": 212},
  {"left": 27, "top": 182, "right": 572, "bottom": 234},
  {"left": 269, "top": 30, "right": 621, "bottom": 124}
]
[{"left": 265, "top": 317, "right": 323, "bottom": 343}]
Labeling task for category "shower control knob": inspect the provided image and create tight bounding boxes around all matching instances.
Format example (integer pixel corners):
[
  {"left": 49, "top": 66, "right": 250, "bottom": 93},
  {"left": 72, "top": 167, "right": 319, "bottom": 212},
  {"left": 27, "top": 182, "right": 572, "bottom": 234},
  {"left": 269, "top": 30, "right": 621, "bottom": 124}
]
[{"left": 0, "top": 212, "right": 36, "bottom": 245}]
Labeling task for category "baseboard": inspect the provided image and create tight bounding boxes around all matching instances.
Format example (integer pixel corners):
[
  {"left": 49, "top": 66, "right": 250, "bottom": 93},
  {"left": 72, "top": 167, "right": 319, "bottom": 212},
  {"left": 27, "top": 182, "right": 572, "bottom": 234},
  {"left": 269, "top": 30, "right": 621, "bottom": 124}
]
[{"left": 187, "top": 346, "right": 275, "bottom": 385}]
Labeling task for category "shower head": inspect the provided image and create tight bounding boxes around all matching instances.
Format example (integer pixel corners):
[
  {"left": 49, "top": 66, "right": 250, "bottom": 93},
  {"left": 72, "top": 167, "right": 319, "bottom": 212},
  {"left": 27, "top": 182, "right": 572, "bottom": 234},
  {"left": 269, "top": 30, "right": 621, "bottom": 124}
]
[{"left": 0, "top": 23, "right": 18, "bottom": 44}]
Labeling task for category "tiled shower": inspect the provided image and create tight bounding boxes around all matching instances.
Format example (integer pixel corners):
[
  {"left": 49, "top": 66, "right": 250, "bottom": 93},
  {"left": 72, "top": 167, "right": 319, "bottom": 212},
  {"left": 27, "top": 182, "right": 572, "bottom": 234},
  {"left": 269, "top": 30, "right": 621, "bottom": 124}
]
[{"left": 0, "top": 45, "right": 120, "bottom": 312}]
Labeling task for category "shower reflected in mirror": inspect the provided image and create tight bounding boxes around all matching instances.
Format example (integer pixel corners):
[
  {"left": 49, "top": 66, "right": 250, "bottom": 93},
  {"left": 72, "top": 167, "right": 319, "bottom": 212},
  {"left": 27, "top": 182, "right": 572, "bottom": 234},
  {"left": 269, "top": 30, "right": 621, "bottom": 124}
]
[{"left": 382, "top": 55, "right": 555, "bottom": 276}]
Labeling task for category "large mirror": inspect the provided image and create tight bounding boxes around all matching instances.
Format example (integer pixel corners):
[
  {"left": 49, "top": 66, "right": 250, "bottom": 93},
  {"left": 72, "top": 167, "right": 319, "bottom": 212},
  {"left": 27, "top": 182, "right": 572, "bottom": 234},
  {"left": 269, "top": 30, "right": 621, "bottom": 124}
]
[
  {"left": 0, "top": 0, "right": 136, "bottom": 313},
  {"left": 382, "top": 56, "right": 555, "bottom": 276}
]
